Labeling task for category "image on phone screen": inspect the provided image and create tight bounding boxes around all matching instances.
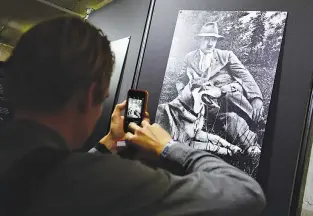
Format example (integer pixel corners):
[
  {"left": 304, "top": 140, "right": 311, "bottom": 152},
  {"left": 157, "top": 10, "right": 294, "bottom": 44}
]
[{"left": 127, "top": 98, "right": 143, "bottom": 119}]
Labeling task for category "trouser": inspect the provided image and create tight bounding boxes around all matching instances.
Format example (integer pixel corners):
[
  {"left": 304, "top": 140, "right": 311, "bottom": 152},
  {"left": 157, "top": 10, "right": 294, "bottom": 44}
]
[{"left": 204, "top": 90, "right": 258, "bottom": 150}]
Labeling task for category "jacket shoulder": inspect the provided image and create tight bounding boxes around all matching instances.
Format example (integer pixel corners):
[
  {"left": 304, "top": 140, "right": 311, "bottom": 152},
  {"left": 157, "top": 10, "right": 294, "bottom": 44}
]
[
  {"left": 48, "top": 152, "right": 169, "bottom": 194},
  {"left": 215, "top": 49, "right": 232, "bottom": 57},
  {"left": 28, "top": 153, "right": 169, "bottom": 215},
  {"left": 184, "top": 50, "right": 199, "bottom": 60}
]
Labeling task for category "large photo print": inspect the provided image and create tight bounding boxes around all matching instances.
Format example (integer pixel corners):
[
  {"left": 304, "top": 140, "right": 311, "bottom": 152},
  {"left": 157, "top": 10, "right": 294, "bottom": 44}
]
[{"left": 155, "top": 11, "right": 287, "bottom": 177}]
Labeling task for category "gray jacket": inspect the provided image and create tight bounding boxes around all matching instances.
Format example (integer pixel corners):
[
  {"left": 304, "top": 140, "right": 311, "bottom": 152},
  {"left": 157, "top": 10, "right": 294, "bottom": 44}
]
[
  {"left": 0, "top": 120, "right": 266, "bottom": 216},
  {"left": 178, "top": 49, "right": 263, "bottom": 100}
]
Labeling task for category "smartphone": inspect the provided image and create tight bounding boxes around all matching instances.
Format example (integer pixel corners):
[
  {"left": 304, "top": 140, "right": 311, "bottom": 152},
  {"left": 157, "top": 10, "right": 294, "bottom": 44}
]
[{"left": 124, "top": 89, "right": 148, "bottom": 132}]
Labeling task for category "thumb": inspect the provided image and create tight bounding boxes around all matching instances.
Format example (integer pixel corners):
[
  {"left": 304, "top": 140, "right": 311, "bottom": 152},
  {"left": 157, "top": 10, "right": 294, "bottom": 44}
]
[{"left": 113, "top": 101, "right": 127, "bottom": 117}]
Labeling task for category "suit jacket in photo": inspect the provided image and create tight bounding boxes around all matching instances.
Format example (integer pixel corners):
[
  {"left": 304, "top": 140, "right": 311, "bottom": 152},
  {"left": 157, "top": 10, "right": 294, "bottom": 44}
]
[{"left": 177, "top": 49, "right": 263, "bottom": 101}]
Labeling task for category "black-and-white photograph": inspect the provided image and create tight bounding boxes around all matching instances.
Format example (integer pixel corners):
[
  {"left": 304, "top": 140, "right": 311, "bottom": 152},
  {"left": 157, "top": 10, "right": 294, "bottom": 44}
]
[
  {"left": 155, "top": 10, "right": 287, "bottom": 177},
  {"left": 127, "top": 98, "right": 142, "bottom": 119}
]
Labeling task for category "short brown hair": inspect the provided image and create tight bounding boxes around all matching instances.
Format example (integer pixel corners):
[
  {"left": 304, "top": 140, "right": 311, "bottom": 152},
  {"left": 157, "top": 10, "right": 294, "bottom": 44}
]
[{"left": 5, "top": 16, "right": 114, "bottom": 113}]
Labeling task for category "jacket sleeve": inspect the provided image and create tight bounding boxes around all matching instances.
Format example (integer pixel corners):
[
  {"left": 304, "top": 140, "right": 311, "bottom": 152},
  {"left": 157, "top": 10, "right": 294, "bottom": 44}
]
[
  {"left": 228, "top": 51, "right": 263, "bottom": 100},
  {"left": 124, "top": 144, "right": 266, "bottom": 216},
  {"left": 176, "top": 56, "right": 190, "bottom": 93}
]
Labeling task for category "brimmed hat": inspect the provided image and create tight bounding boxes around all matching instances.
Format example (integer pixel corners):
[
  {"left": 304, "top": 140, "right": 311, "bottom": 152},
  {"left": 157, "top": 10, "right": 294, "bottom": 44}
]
[{"left": 197, "top": 22, "right": 224, "bottom": 39}]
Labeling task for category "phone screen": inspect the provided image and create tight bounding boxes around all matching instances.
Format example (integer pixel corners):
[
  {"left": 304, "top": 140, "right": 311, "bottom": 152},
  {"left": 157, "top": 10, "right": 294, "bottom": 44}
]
[
  {"left": 124, "top": 90, "right": 148, "bottom": 132},
  {"left": 127, "top": 97, "right": 143, "bottom": 119}
]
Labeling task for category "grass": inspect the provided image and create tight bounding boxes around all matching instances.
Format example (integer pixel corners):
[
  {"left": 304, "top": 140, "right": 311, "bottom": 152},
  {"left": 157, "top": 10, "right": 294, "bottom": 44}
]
[{"left": 301, "top": 209, "right": 313, "bottom": 216}]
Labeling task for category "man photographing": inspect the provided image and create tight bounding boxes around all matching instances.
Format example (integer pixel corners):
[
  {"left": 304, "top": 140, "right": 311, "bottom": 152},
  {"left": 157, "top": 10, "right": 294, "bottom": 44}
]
[{"left": 0, "top": 16, "right": 265, "bottom": 215}]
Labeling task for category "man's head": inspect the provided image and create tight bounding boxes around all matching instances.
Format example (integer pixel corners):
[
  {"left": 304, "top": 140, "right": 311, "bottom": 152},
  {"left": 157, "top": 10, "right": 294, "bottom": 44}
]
[
  {"left": 197, "top": 22, "right": 224, "bottom": 54},
  {"left": 5, "top": 16, "right": 115, "bottom": 148},
  {"left": 199, "top": 37, "right": 218, "bottom": 54}
]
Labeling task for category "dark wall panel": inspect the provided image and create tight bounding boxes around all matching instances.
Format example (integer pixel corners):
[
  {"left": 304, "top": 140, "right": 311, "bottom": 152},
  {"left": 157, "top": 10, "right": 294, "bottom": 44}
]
[
  {"left": 89, "top": 0, "right": 151, "bottom": 104},
  {"left": 137, "top": 0, "right": 313, "bottom": 215},
  {"left": 84, "top": 0, "right": 151, "bottom": 148}
]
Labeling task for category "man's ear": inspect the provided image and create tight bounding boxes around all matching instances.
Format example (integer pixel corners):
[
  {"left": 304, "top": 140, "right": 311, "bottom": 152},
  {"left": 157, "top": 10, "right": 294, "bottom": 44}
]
[
  {"left": 87, "top": 82, "right": 96, "bottom": 109},
  {"left": 78, "top": 83, "right": 96, "bottom": 113}
]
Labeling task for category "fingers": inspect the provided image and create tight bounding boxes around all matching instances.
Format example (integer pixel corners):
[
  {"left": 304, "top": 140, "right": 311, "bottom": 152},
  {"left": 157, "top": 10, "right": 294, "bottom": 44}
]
[
  {"left": 255, "top": 106, "right": 264, "bottom": 123},
  {"left": 252, "top": 110, "right": 256, "bottom": 122},
  {"left": 258, "top": 108, "right": 263, "bottom": 121},
  {"left": 128, "top": 122, "right": 141, "bottom": 132},
  {"left": 257, "top": 109, "right": 262, "bottom": 122},
  {"left": 112, "top": 101, "right": 126, "bottom": 117},
  {"left": 255, "top": 109, "right": 260, "bottom": 122},
  {"left": 253, "top": 107, "right": 263, "bottom": 123},
  {"left": 143, "top": 111, "right": 150, "bottom": 123},
  {"left": 117, "top": 100, "right": 127, "bottom": 109},
  {"left": 151, "top": 123, "right": 161, "bottom": 129},
  {"left": 111, "top": 101, "right": 126, "bottom": 120},
  {"left": 261, "top": 106, "right": 265, "bottom": 117},
  {"left": 141, "top": 119, "right": 150, "bottom": 127}
]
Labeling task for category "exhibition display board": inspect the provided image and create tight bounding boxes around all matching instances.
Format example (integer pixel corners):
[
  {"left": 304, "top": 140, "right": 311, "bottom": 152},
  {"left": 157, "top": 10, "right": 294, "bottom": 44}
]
[
  {"left": 135, "top": 0, "right": 313, "bottom": 215},
  {"left": 152, "top": 10, "right": 287, "bottom": 178}
]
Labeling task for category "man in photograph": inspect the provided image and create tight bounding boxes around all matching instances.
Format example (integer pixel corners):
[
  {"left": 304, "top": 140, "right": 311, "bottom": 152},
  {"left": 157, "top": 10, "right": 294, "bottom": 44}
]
[{"left": 176, "top": 22, "right": 264, "bottom": 154}]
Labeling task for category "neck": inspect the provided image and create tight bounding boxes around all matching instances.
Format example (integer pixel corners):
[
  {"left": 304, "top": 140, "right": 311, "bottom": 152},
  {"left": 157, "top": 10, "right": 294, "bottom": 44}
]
[
  {"left": 15, "top": 109, "right": 78, "bottom": 150},
  {"left": 200, "top": 49, "right": 215, "bottom": 55}
]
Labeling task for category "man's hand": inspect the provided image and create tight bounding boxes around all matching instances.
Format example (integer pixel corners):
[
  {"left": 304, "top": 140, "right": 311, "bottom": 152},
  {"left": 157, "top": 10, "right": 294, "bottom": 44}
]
[
  {"left": 251, "top": 98, "right": 264, "bottom": 123},
  {"left": 109, "top": 100, "right": 127, "bottom": 141},
  {"left": 247, "top": 146, "right": 261, "bottom": 157},
  {"left": 125, "top": 120, "right": 172, "bottom": 156},
  {"left": 99, "top": 101, "right": 126, "bottom": 151}
]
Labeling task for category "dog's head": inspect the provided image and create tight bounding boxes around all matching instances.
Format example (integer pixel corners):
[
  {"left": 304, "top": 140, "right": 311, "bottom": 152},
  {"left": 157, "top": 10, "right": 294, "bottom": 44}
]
[{"left": 192, "top": 83, "right": 222, "bottom": 113}]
